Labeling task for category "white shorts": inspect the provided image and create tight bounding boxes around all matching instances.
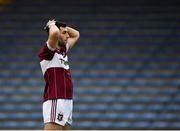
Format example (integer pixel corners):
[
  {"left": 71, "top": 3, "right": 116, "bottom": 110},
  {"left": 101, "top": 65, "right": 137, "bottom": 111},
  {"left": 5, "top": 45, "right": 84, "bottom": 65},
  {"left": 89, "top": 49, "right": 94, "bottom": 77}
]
[{"left": 43, "top": 99, "right": 73, "bottom": 126}]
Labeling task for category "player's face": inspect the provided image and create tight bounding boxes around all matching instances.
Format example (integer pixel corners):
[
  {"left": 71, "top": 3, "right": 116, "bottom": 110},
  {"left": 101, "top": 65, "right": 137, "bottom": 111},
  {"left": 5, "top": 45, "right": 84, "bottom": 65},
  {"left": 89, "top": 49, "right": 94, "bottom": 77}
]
[{"left": 59, "top": 27, "right": 69, "bottom": 44}]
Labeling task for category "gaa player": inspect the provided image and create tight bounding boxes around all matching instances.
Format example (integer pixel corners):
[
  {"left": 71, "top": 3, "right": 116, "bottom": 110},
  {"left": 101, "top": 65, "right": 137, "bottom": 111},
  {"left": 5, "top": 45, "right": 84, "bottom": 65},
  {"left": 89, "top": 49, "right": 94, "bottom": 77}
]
[{"left": 38, "top": 19, "right": 80, "bottom": 130}]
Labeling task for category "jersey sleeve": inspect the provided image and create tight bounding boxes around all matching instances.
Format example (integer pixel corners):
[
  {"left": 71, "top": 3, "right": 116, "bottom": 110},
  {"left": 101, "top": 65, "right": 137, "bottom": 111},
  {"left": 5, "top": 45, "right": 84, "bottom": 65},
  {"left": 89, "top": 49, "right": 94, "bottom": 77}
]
[{"left": 38, "top": 42, "right": 56, "bottom": 61}]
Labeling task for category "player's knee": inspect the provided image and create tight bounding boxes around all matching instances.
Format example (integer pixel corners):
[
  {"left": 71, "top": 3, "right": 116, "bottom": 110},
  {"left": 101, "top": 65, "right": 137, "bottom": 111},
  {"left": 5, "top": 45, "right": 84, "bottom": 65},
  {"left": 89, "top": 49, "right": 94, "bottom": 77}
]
[
  {"left": 63, "top": 123, "right": 71, "bottom": 130},
  {"left": 44, "top": 122, "right": 63, "bottom": 130}
]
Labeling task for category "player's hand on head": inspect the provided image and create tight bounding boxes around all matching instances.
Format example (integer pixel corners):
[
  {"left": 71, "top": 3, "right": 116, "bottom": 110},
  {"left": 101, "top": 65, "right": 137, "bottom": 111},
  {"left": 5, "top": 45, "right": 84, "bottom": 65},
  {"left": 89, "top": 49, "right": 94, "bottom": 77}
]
[
  {"left": 44, "top": 19, "right": 66, "bottom": 32},
  {"left": 44, "top": 19, "right": 56, "bottom": 31},
  {"left": 47, "top": 19, "right": 56, "bottom": 27}
]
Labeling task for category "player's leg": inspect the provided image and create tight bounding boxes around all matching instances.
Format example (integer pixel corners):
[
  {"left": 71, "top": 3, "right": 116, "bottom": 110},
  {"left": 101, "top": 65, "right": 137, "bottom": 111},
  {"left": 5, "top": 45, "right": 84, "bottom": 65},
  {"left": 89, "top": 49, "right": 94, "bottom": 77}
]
[
  {"left": 61, "top": 100, "right": 72, "bottom": 130},
  {"left": 43, "top": 99, "right": 72, "bottom": 130},
  {"left": 44, "top": 122, "right": 63, "bottom": 130},
  {"left": 43, "top": 100, "right": 63, "bottom": 130}
]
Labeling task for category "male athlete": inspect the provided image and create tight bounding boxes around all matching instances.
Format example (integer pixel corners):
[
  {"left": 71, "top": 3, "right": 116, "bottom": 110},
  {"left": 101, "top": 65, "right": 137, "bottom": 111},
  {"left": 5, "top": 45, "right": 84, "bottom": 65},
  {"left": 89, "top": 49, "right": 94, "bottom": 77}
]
[{"left": 38, "top": 19, "right": 80, "bottom": 130}]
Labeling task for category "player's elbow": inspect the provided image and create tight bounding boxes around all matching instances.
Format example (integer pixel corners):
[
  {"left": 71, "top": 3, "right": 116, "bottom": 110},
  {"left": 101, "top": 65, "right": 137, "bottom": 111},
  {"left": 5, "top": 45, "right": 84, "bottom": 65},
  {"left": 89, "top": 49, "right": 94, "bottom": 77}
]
[
  {"left": 74, "top": 31, "right": 80, "bottom": 43},
  {"left": 76, "top": 31, "right": 80, "bottom": 40}
]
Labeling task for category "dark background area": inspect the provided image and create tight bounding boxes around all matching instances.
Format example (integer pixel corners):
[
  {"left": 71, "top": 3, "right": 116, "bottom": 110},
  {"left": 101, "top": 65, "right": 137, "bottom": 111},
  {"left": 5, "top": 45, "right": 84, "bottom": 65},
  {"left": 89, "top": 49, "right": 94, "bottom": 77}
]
[{"left": 0, "top": 0, "right": 180, "bottom": 129}]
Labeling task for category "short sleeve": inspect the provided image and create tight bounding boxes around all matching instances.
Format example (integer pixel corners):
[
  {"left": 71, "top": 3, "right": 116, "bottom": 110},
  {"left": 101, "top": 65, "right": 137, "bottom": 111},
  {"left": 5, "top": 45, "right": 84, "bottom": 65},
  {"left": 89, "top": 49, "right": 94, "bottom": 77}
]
[{"left": 38, "top": 42, "right": 56, "bottom": 61}]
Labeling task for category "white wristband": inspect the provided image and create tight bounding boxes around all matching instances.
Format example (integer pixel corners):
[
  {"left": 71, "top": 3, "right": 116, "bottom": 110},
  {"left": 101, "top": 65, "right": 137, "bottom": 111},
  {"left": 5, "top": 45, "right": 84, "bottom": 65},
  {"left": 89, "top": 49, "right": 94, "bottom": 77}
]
[
  {"left": 46, "top": 20, "right": 56, "bottom": 28},
  {"left": 48, "top": 22, "right": 55, "bottom": 28}
]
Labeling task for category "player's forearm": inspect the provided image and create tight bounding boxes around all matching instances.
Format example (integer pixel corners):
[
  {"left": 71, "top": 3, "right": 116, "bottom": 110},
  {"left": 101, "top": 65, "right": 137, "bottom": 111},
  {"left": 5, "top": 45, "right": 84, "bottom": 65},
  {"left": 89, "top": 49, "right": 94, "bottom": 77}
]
[
  {"left": 67, "top": 27, "right": 80, "bottom": 39},
  {"left": 47, "top": 25, "right": 60, "bottom": 49},
  {"left": 49, "top": 25, "right": 60, "bottom": 38}
]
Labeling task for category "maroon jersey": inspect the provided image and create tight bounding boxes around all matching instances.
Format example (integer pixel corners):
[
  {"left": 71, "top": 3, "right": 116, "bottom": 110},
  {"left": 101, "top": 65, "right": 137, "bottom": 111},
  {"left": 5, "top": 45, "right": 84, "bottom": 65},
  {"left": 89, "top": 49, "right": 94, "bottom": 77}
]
[{"left": 38, "top": 43, "right": 73, "bottom": 101}]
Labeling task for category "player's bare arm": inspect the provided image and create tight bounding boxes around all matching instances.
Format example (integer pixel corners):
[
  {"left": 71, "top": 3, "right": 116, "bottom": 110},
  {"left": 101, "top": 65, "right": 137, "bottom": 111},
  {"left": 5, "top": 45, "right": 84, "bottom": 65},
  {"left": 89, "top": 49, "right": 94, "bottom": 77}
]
[
  {"left": 66, "top": 26, "right": 80, "bottom": 48},
  {"left": 47, "top": 21, "right": 60, "bottom": 49}
]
